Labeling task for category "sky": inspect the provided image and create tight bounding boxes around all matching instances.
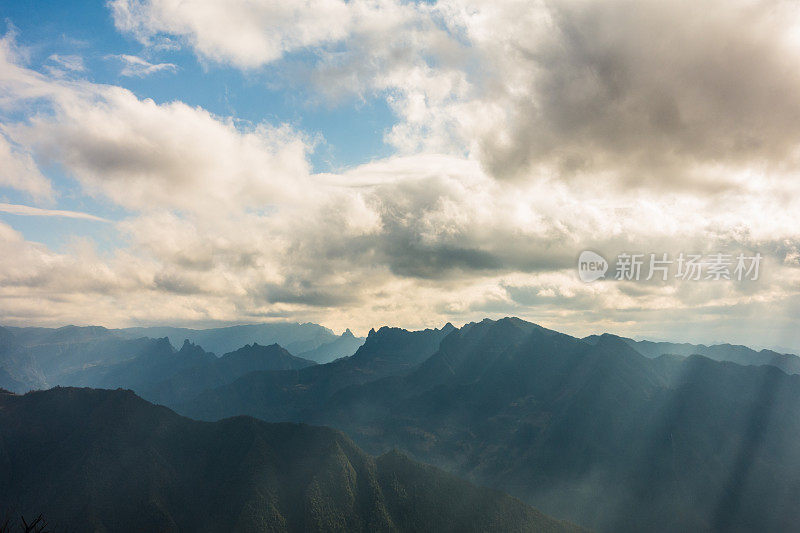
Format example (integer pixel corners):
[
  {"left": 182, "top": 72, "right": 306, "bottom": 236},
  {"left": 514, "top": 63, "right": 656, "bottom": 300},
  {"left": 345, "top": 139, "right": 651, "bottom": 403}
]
[{"left": 2, "top": 0, "right": 800, "bottom": 348}]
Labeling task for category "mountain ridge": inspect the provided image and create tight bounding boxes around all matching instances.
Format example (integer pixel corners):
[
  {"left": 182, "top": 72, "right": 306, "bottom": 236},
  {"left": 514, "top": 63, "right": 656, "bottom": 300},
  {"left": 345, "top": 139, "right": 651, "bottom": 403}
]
[
  {"left": 171, "top": 317, "right": 800, "bottom": 531},
  {"left": 0, "top": 386, "right": 581, "bottom": 533}
]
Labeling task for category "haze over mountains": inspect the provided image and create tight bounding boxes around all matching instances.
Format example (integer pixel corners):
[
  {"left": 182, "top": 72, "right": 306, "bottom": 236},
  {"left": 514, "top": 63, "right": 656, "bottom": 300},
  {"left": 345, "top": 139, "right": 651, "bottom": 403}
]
[
  {"left": 181, "top": 324, "right": 456, "bottom": 423},
  {"left": 3, "top": 317, "right": 800, "bottom": 531},
  {"left": 0, "top": 322, "right": 365, "bottom": 393},
  {"left": 308, "top": 320, "right": 800, "bottom": 531},
  {"left": 598, "top": 335, "right": 800, "bottom": 375},
  {"left": 114, "top": 323, "right": 365, "bottom": 363}
]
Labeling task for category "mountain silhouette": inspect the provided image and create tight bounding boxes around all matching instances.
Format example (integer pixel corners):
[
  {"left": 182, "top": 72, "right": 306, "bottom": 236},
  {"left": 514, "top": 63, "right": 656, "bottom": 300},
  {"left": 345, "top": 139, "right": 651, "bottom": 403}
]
[
  {"left": 584, "top": 333, "right": 800, "bottom": 375},
  {"left": 114, "top": 322, "right": 364, "bottom": 362},
  {"left": 297, "top": 328, "right": 367, "bottom": 364},
  {"left": 0, "top": 327, "right": 322, "bottom": 395},
  {"left": 179, "top": 324, "right": 454, "bottom": 422},
  {"left": 178, "top": 317, "right": 800, "bottom": 531},
  {"left": 143, "top": 342, "right": 316, "bottom": 405}
]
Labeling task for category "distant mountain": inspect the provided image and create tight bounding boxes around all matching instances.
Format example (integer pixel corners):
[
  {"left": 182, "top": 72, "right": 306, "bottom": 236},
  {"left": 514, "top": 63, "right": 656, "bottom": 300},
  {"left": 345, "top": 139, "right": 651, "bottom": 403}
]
[
  {"left": 179, "top": 323, "right": 455, "bottom": 422},
  {"left": 584, "top": 333, "right": 800, "bottom": 375},
  {"left": 0, "top": 327, "right": 179, "bottom": 392},
  {"left": 182, "top": 317, "right": 800, "bottom": 532},
  {"left": 0, "top": 387, "right": 579, "bottom": 533},
  {"left": 298, "top": 329, "right": 366, "bottom": 363},
  {"left": 61, "top": 338, "right": 215, "bottom": 391},
  {"left": 54, "top": 340, "right": 317, "bottom": 408},
  {"left": 3, "top": 324, "right": 114, "bottom": 347},
  {"left": 309, "top": 319, "right": 800, "bottom": 531},
  {"left": 143, "top": 343, "right": 316, "bottom": 406},
  {"left": 115, "top": 322, "right": 363, "bottom": 360},
  {"left": 0, "top": 322, "right": 363, "bottom": 393}
]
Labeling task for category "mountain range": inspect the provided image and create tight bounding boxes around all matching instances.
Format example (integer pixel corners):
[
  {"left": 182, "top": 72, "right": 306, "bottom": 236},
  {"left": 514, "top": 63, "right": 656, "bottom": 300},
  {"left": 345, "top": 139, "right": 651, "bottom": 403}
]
[
  {"left": 114, "top": 323, "right": 365, "bottom": 363},
  {"left": 587, "top": 334, "right": 800, "bottom": 375},
  {"left": 179, "top": 324, "right": 455, "bottom": 422},
  {"left": 171, "top": 318, "right": 800, "bottom": 532},
  {"left": 0, "top": 321, "right": 365, "bottom": 393},
  {"left": 3, "top": 317, "right": 800, "bottom": 531},
  {"left": 58, "top": 339, "right": 317, "bottom": 407},
  {"left": 0, "top": 387, "right": 580, "bottom": 533}
]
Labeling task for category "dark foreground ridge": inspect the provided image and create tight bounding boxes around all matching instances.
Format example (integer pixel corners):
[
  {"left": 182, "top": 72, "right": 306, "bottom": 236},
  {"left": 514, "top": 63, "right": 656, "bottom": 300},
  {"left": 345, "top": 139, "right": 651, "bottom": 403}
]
[{"left": 0, "top": 387, "right": 581, "bottom": 533}]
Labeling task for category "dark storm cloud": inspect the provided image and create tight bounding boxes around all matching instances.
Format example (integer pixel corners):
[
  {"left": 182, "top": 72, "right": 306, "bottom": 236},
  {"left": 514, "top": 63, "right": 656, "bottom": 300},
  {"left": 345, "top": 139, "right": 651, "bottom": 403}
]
[{"left": 476, "top": 0, "right": 800, "bottom": 189}]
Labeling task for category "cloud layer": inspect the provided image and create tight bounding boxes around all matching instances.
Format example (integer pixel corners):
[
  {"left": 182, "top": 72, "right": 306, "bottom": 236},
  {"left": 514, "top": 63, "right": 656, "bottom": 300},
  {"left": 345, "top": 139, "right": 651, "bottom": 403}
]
[{"left": 1, "top": 2, "right": 800, "bottom": 348}]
